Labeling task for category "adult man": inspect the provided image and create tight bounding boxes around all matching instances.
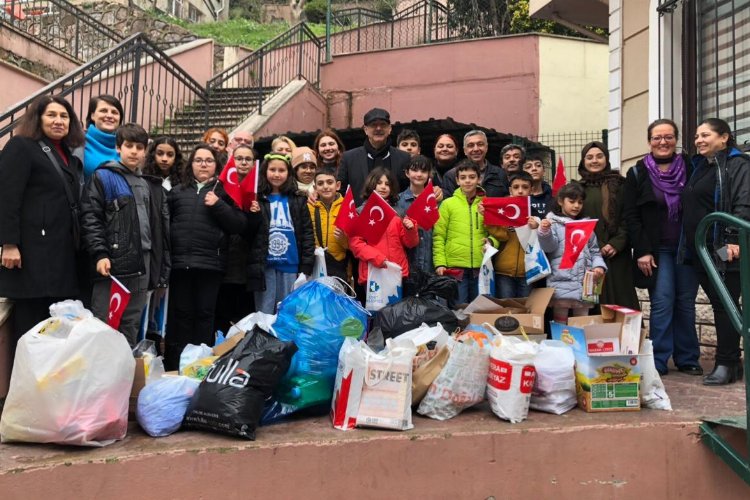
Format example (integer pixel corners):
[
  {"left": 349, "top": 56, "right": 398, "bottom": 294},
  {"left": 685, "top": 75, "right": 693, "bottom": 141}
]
[
  {"left": 337, "top": 108, "right": 410, "bottom": 205},
  {"left": 500, "top": 144, "right": 526, "bottom": 174},
  {"left": 227, "top": 130, "right": 254, "bottom": 155},
  {"left": 442, "top": 130, "right": 508, "bottom": 198}
]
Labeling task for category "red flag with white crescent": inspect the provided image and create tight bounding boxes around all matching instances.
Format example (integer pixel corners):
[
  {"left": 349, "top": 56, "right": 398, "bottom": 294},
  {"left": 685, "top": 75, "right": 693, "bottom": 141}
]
[
  {"left": 218, "top": 156, "right": 243, "bottom": 208},
  {"left": 482, "top": 196, "right": 530, "bottom": 227},
  {"left": 406, "top": 180, "right": 440, "bottom": 230},
  {"left": 107, "top": 276, "right": 131, "bottom": 330},
  {"left": 560, "top": 219, "right": 598, "bottom": 270},
  {"left": 334, "top": 185, "right": 358, "bottom": 235},
  {"left": 240, "top": 159, "right": 260, "bottom": 210},
  {"left": 351, "top": 192, "right": 398, "bottom": 243}
]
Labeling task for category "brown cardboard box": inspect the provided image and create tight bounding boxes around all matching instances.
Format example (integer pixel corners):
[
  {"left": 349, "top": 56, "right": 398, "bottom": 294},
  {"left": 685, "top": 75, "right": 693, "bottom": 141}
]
[
  {"left": 128, "top": 357, "right": 146, "bottom": 420},
  {"left": 464, "top": 288, "right": 555, "bottom": 335},
  {"left": 212, "top": 332, "right": 245, "bottom": 358}
]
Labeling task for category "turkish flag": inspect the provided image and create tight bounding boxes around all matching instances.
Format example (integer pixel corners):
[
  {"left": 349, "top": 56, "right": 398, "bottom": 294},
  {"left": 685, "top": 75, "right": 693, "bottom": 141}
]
[
  {"left": 240, "top": 159, "right": 260, "bottom": 210},
  {"left": 482, "top": 196, "right": 530, "bottom": 227},
  {"left": 552, "top": 156, "right": 567, "bottom": 197},
  {"left": 218, "top": 157, "right": 243, "bottom": 208},
  {"left": 559, "top": 219, "right": 598, "bottom": 270},
  {"left": 406, "top": 180, "right": 440, "bottom": 230},
  {"left": 334, "top": 186, "right": 358, "bottom": 235},
  {"left": 107, "top": 276, "right": 131, "bottom": 330},
  {"left": 351, "top": 192, "right": 397, "bottom": 243}
]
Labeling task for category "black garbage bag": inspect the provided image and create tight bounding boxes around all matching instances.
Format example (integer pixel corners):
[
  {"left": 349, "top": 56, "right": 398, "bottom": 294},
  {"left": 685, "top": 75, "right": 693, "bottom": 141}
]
[
  {"left": 372, "top": 296, "right": 458, "bottom": 340},
  {"left": 183, "top": 326, "right": 297, "bottom": 440},
  {"left": 403, "top": 269, "right": 458, "bottom": 301}
]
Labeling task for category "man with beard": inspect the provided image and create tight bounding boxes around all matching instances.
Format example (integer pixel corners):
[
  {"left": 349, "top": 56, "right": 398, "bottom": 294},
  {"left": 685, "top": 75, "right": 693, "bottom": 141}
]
[
  {"left": 442, "top": 130, "right": 509, "bottom": 198},
  {"left": 500, "top": 144, "right": 526, "bottom": 174}
]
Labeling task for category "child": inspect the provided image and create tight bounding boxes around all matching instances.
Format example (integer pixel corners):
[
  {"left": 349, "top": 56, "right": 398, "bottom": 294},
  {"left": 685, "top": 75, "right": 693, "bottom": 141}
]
[
  {"left": 143, "top": 136, "right": 183, "bottom": 191},
  {"left": 397, "top": 129, "right": 421, "bottom": 157},
  {"left": 523, "top": 153, "right": 553, "bottom": 218},
  {"left": 309, "top": 166, "right": 349, "bottom": 281},
  {"left": 248, "top": 153, "right": 315, "bottom": 314},
  {"left": 484, "top": 171, "right": 538, "bottom": 299},
  {"left": 80, "top": 123, "right": 170, "bottom": 347},
  {"left": 349, "top": 167, "right": 419, "bottom": 297},
  {"left": 395, "top": 155, "right": 438, "bottom": 274},
  {"left": 538, "top": 181, "right": 607, "bottom": 323},
  {"left": 291, "top": 146, "right": 317, "bottom": 195},
  {"left": 433, "top": 159, "right": 498, "bottom": 305}
]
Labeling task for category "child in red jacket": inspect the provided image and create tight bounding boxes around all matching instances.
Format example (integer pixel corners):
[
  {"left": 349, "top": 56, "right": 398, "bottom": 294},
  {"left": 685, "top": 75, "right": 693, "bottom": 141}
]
[{"left": 349, "top": 167, "right": 419, "bottom": 288}]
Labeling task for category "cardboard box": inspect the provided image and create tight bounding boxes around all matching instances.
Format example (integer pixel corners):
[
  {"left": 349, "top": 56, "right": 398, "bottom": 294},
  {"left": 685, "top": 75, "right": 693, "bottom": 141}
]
[
  {"left": 213, "top": 332, "right": 245, "bottom": 357},
  {"left": 464, "top": 288, "right": 555, "bottom": 336},
  {"left": 129, "top": 357, "right": 146, "bottom": 420},
  {"left": 551, "top": 321, "right": 642, "bottom": 412}
]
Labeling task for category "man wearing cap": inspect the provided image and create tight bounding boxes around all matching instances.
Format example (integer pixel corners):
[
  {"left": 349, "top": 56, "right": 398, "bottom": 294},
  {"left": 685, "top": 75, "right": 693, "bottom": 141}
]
[
  {"left": 337, "top": 108, "right": 410, "bottom": 205},
  {"left": 442, "top": 130, "right": 509, "bottom": 199},
  {"left": 291, "top": 146, "right": 317, "bottom": 194}
]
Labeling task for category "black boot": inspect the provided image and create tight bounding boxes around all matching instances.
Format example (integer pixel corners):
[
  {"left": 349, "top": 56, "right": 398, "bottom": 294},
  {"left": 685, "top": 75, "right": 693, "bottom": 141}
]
[{"left": 702, "top": 364, "right": 744, "bottom": 386}]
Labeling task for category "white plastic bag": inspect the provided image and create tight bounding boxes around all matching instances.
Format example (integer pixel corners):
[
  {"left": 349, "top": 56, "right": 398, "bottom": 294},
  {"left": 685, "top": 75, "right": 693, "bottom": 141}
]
[
  {"left": 0, "top": 301, "right": 135, "bottom": 446},
  {"left": 417, "top": 337, "right": 491, "bottom": 420},
  {"left": 331, "top": 338, "right": 368, "bottom": 431},
  {"left": 366, "top": 261, "right": 403, "bottom": 312},
  {"left": 311, "top": 246, "right": 328, "bottom": 279},
  {"left": 226, "top": 311, "right": 277, "bottom": 339},
  {"left": 530, "top": 340, "right": 577, "bottom": 414},
  {"left": 516, "top": 225, "right": 551, "bottom": 284},
  {"left": 478, "top": 243, "right": 499, "bottom": 295},
  {"left": 487, "top": 335, "right": 539, "bottom": 423},
  {"left": 394, "top": 322, "right": 450, "bottom": 349},
  {"left": 179, "top": 343, "right": 213, "bottom": 375},
  {"left": 137, "top": 375, "right": 200, "bottom": 437},
  {"left": 292, "top": 272, "right": 308, "bottom": 291},
  {"left": 640, "top": 339, "right": 672, "bottom": 410}
]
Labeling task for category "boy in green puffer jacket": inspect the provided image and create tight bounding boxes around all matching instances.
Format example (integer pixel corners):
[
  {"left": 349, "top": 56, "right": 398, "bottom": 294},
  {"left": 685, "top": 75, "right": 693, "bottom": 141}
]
[{"left": 434, "top": 159, "right": 498, "bottom": 305}]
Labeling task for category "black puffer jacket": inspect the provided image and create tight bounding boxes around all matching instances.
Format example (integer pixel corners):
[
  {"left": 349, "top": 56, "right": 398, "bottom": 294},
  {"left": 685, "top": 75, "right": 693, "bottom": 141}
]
[
  {"left": 246, "top": 193, "right": 315, "bottom": 291},
  {"left": 169, "top": 181, "right": 248, "bottom": 273}
]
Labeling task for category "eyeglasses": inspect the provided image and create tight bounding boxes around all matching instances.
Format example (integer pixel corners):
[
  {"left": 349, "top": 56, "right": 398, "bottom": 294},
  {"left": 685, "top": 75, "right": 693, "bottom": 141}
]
[
  {"left": 193, "top": 158, "right": 216, "bottom": 165},
  {"left": 650, "top": 135, "right": 676, "bottom": 143},
  {"left": 234, "top": 156, "right": 254, "bottom": 163}
]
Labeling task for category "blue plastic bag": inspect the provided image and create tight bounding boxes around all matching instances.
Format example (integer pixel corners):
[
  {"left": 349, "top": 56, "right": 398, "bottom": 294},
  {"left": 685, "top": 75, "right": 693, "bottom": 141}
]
[
  {"left": 136, "top": 376, "right": 200, "bottom": 437},
  {"left": 263, "top": 279, "right": 369, "bottom": 424}
]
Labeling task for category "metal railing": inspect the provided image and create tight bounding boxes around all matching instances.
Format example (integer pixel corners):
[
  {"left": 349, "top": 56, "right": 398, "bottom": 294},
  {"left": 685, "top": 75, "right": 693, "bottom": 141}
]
[
  {"left": 528, "top": 130, "right": 608, "bottom": 181},
  {"left": 206, "top": 22, "right": 323, "bottom": 115},
  {"left": 696, "top": 212, "right": 750, "bottom": 486},
  {"left": 0, "top": 0, "right": 123, "bottom": 62},
  {"left": 0, "top": 33, "right": 208, "bottom": 144}
]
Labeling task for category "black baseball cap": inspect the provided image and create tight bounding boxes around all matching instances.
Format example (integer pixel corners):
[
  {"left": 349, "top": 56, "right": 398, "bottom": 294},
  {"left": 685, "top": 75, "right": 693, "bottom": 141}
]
[{"left": 364, "top": 108, "right": 390, "bottom": 125}]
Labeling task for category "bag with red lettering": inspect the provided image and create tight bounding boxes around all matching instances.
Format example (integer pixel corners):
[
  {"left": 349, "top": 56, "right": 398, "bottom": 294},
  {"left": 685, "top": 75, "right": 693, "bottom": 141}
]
[
  {"left": 486, "top": 335, "right": 539, "bottom": 423},
  {"left": 416, "top": 337, "right": 491, "bottom": 420},
  {"left": 330, "top": 338, "right": 368, "bottom": 431}
]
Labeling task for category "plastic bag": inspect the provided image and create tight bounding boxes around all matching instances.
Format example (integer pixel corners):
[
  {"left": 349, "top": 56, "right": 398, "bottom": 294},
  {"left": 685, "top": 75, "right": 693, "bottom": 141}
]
[
  {"left": 137, "top": 376, "right": 200, "bottom": 437},
  {"left": 478, "top": 243, "right": 499, "bottom": 295},
  {"left": 311, "top": 246, "right": 327, "bottom": 279},
  {"left": 226, "top": 312, "right": 276, "bottom": 339},
  {"left": 487, "top": 335, "right": 539, "bottom": 423},
  {"left": 417, "top": 337, "right": 491, "bottom": 420},
  {"left": 182, "top": 356, "right": 218, "bottom": 380},
  {"left": 331, "top": 338, "right": 369, "bottom": 430},
  {"left": 292, "top": 272, "right": 308, "bottom": 291},
  {"left": 403, "top": 269, "right": 458, "bottom": 301},
  {"left": 372, "top": 297, "right": 458, "bottom": 340},
  {"left": 262, "top": 280, "right": 370, "bottom": 424},
  {"left": 640, "top": 339, "right": 672, "bottom": 410},
  {"left": 0, "top": 301, "right": 134, "bottom": 446},
  {"left": 183, "top": 326, "right": 297, "bottom": 439},
  {"left": 179, "top": 343, "right": 213, "bottom": 375},
  {"left": 412, "top": 345, "right": 450, "bottom": 406},
  {"left": 395, "top": 322, "right": 450, "bottom": 349},
  {"left": 529, "top": 340, "right": 577, "bottom": 415},
  {"left": 516, "top": 225, "right": 552, "bottom": 284},
  {"left": 366, "top": 261, "right": 403, "bottom": 311}
]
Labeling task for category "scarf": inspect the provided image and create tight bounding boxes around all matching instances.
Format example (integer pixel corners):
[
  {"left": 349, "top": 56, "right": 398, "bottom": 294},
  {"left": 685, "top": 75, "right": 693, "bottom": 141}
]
[
  {"left": 363, "top": 139, "right": 392, "bottom": 171},
  {"left": 83, "top": 124, "right": 119, "bottom": 180},
  {"left": 578, "top": 169, "right": 624, "bottom": 229},
  {"left": 642, "top": 153, "right": 685, "bottom": 222}
]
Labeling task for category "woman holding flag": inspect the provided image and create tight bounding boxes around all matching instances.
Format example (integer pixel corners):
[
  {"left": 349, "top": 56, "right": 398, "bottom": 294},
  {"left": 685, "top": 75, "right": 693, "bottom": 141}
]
[{"left": 164, "top": 144, "right": 250, "bottom": 371}]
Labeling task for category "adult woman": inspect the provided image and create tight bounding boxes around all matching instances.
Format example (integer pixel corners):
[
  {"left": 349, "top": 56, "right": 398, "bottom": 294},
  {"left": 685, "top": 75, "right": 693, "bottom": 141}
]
[
  {"left": 314, "top": 128, "right": 345, "bottom": 170},
  {"left": 82, "top": 94, "right": 124, "bottom": 180},
  {"left": 681, "top": 118, "right": 750, "bottom": 385},
  {"left": 202, "top": 127, "right": 229, "bottom": 167},
  {"left": 433, "top": 133, "right": 459, "bottom": 181},
  {"left": 0, "top": 95, "right": 85, "bottom": 340},
  {"left": 165, "top": 144, "right": 249, "bottom": 370},
  {"left": 577, "top": 141, "right": 639, "bottom": 310},
  {"left": 623, "top": 119, "right": 701, "bottom": 376},
  {"left": 271, "top": 135, "right": 296, "bottom": 156}
]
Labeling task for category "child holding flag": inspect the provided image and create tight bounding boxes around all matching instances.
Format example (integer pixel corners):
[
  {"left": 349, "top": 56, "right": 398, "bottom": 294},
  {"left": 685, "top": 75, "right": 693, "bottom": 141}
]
[
  {"left": 248, "top": 153, "right": 315, "bottom": 314},
  {"left": 538, "top": 181, "right": 606, "bottom": 323},
  {"left": 308, "top": 166, "right": 349, "bottom": 281}
]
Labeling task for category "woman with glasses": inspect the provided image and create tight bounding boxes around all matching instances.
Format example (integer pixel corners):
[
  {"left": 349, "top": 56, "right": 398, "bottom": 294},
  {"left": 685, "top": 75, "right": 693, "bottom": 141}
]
[
  {"left": 164, "top": 143, "right": 251, "bottom": 370},
  {"left": 623, "top": 119, "right": 701, "bottom": 377}
]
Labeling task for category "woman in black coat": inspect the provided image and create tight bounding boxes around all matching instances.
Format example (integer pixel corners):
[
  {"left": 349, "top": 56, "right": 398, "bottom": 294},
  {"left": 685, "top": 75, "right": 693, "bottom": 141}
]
[
  {"left": 0, "top": 95, "right": 85, "bottom": 342},
  {"left": 164, "top": 144, "right": 252, "bottom": 370}
]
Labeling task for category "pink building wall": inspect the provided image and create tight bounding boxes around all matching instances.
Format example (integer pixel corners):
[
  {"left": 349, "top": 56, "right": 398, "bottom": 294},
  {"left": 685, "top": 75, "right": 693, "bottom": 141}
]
[
  {"left": 252, "top": 84, "right": 327, "bottom": 138},
  {"left": 0, "top": 61, "right": 47, "bottom": 114}
]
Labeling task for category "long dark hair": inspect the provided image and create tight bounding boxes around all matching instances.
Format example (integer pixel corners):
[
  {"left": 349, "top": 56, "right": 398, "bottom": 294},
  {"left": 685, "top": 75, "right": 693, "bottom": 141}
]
[
  {"left": 85, "top": 94, "right": 124, "bottom": 128},
  {"left": 182, "top": 143, "right": 220, "bottom": 187},
  {"left": 699, "top": 118, "right": 736, "bottom": 150},
  {"left": 362, "top": 166, "right": 400, "bottom": 205},
  {"left": 144, "top": 136, "right": 184, "bottom": 183},
  {"left": 313, "top": 128, "right": 345, "bottom": 169},
  {"left": 15, "top": 95, "right": 85, "bottom": 147},
  {"left": 258, "top": 153, "right": 297, "bottom": 196},
  {"left": 552, "top": 181, "right": 586, "bottom": 219}
]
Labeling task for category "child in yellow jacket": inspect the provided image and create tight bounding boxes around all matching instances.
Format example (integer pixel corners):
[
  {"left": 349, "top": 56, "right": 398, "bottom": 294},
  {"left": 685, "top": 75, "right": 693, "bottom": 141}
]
[{"left": 308, "top": 167, "right": 349, "bottom": 281}]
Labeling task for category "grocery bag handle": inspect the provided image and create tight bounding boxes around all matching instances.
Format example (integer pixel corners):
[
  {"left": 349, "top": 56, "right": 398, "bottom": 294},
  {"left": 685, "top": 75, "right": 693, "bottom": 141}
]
[{"left": 363, "top": 339, "right": 396, "bottom": 387}]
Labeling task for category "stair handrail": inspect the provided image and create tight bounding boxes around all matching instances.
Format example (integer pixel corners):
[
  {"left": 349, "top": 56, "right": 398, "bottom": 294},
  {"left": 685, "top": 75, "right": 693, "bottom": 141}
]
[{"left": 0, "top": 0, "right": 124, "bottom": 62}]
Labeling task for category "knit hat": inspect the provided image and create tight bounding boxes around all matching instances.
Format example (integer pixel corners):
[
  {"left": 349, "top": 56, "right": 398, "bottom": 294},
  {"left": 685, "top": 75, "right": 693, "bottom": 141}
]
[{"left": 291, "top": 147, "right": 317, "bottom": 169}]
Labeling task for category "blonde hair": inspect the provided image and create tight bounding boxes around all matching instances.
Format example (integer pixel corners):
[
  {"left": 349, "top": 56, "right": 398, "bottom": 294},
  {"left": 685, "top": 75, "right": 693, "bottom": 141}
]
[{"left": 271, "top": 135, "right": 296, "bottom": 153}]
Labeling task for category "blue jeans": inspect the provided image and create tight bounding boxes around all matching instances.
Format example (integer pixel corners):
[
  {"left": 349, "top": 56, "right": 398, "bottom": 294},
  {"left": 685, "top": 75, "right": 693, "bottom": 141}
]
[
  {"left": 496, "top": 274, "right": 531, "bottom": 299},
  {"left": 648, "top": 248, "right": 700, "bottom": 372},
  {"left": 255, "top": 268, "right": 297, "bottom": 314},
  {"left": 455, "top": 268, "right": 479, "bottom": 306}
]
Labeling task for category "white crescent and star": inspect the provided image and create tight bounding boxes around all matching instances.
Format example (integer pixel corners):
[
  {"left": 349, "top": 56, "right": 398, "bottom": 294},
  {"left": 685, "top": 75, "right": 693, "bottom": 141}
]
[
  {"left": 369, "top": 206, "right": 385, "bottom": 222},
  {"left": 499, "top": 203, "right": 521, "bottom": 219},
  {"left": 109, "top": 293, "right": 122, "bottom": 319},
  {"left": 570, "top": 228, "right": 586, "bottom": 252},
  {"left": 227, "top": 168, "right": 238, "bottom": 186}
]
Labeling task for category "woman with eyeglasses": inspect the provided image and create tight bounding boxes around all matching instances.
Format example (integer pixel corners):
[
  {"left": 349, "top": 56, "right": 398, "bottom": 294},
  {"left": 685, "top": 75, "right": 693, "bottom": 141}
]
[
  {"left": 623, "top": 119, "right": 701, "bottom": 377},
  {"left": 164, "top": 143, "right": 251, "bottom": 370}
]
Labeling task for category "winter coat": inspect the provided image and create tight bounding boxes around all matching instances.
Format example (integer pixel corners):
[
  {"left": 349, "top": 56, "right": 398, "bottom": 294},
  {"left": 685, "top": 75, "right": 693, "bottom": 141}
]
[
  {"left": 349, "top": 213, "right": 419, "bottom": 285},
  {"left": 433, "top": 188, "right": 497, "bottom": 269},
  {"left": 0, "top": 136, "right": 82, "bottom": 299},
  {"left": 247, "top": 192, "right": 315, "bottom": 291},
  {"left": 538, "top": 212, "right": 607, "bottom": 300},
  {"left": 395, "top": 187, "right": 435, "bottom": 273},
  {"left": 337, "top": 143, "right": 410, "bottom": 205},
  {"left": 680, "top": 148, "right": 750, "bottom": 271},
  {"left": 81, "top": 162, "right": 171, "bottom": 288},
  {"left": 441, "top": 162, "right": 509, "bottom": 199},
  {"left": 168, "top": 181, "right": 248, "bottom": 273},
  {"left": 308, "top": 194, "right": 348, "bottom": 262},
  {"left": 486, "top": 226, "right": 525, "bottom": 278}
]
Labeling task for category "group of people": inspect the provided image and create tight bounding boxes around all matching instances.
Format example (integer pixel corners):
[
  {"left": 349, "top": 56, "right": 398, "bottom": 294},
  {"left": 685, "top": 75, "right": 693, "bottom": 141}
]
[{"left": 0, "top": 95, "right": 748, "bottom": 386}]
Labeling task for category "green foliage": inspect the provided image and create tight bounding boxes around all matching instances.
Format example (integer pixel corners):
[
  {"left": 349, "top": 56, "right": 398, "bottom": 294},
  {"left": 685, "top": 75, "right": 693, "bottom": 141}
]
[
  {"left": 184, "top": 19, "right": 327, "bottom": 47},
  {"left": 229, "top": 0, "right": 264, "bottom": 22},
  {"left": 303, "top": 0, "right": 327, "bottom": 24}
]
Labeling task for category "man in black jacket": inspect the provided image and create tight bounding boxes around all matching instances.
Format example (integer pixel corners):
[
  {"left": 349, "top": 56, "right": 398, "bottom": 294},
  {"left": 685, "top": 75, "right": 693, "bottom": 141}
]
[
  {"left": 337, "top": 108, "right": 410, "bottom": 205},
  {"left": 442, "top": 130, "right": 509, "bottom": 198}
]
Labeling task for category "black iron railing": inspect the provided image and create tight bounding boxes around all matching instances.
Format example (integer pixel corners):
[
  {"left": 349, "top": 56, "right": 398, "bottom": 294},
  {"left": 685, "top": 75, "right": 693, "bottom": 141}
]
[
  {"left": 0, "top": 0, "right": 124, "bottom": 62},
  {"left": 0, "top": 33, "right": 208, "bottom": 144}
]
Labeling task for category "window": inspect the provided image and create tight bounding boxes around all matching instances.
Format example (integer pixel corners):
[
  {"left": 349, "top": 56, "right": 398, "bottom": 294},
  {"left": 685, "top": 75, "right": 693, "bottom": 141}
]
[{"left": 187, "top": 3, "right": 202, "bottom": 23}]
